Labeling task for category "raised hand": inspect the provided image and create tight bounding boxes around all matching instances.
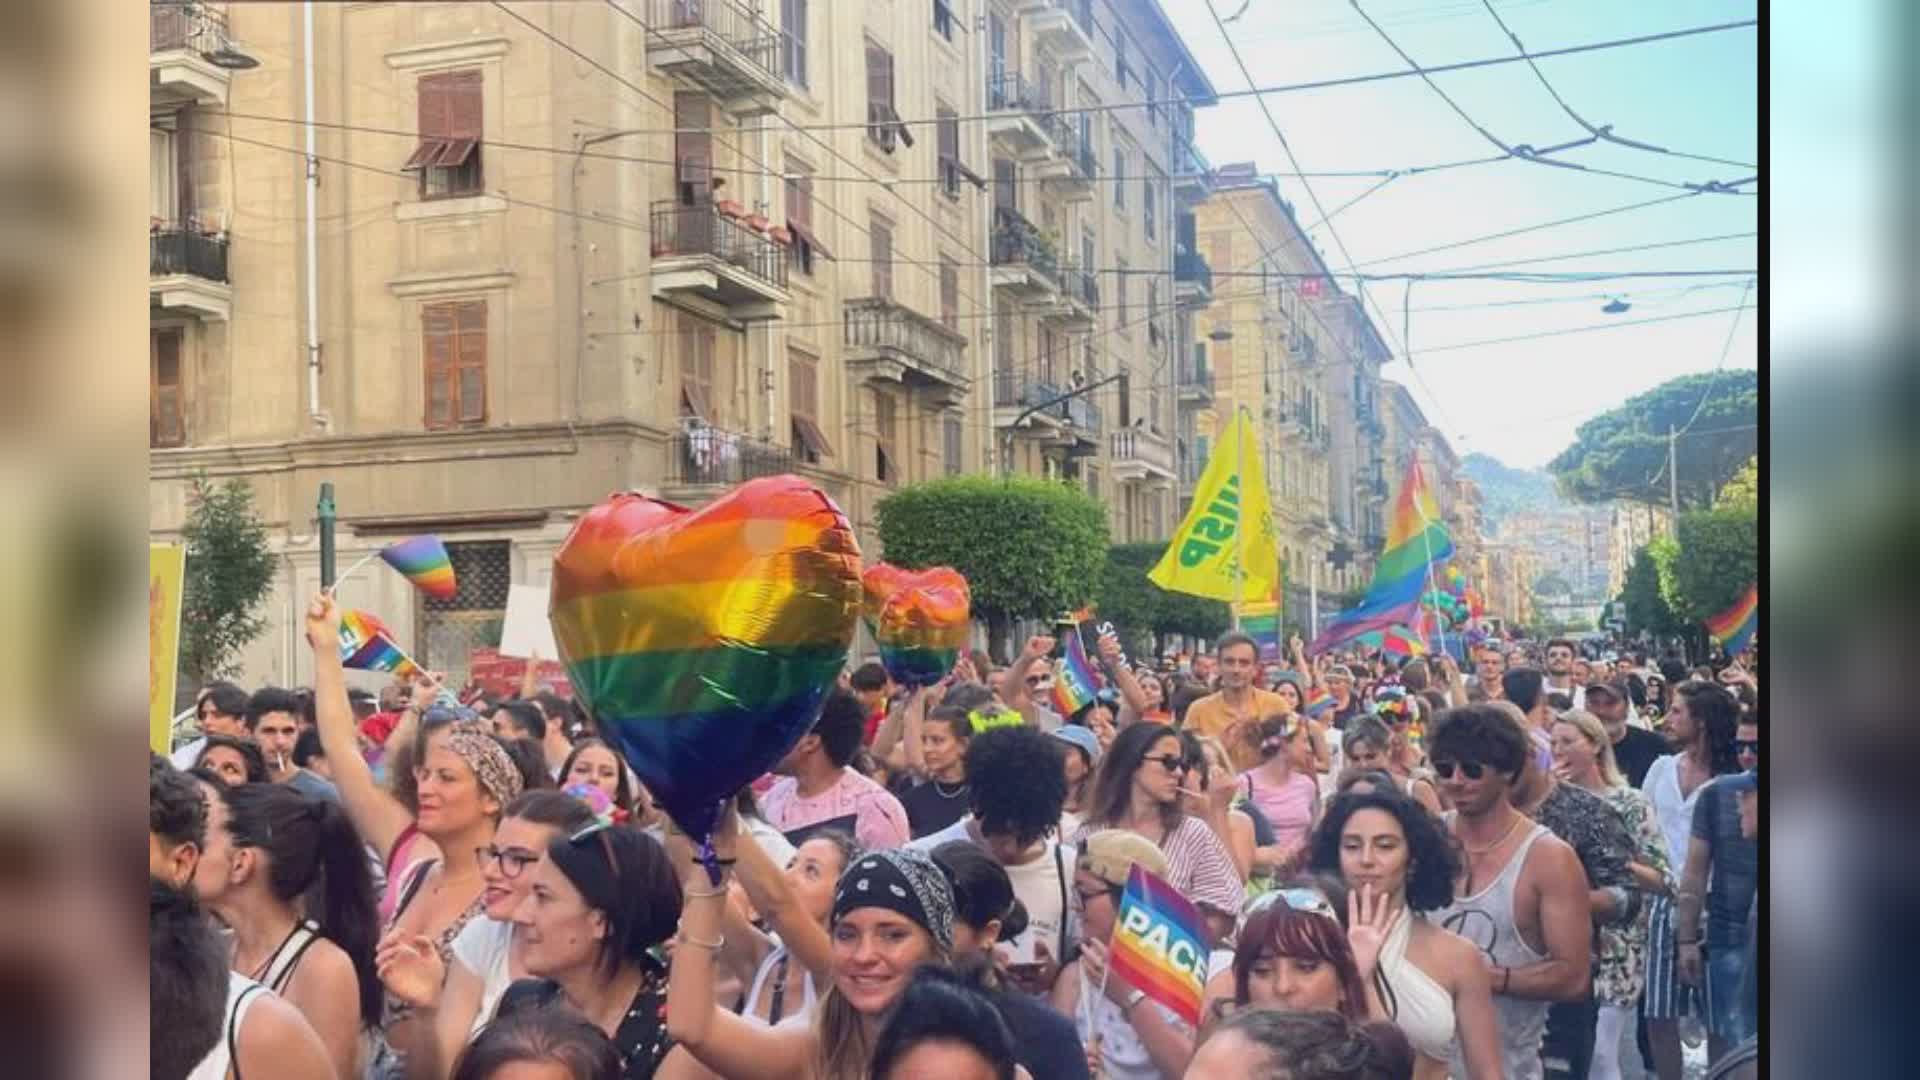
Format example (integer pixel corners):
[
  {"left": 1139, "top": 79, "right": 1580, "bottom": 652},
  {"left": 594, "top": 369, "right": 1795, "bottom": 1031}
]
[
  {"left": 1023, "top": 635, "right": 1057, "bottom": 662},
  {"left": 374, "top": 930, "right": 445, "bottom": 1008},
  {"left": 1345, "top": 881, "right": 1393, "bottom": 983},
  {"left": 304, "top": 592, "right": 338, "bottom": 652}
]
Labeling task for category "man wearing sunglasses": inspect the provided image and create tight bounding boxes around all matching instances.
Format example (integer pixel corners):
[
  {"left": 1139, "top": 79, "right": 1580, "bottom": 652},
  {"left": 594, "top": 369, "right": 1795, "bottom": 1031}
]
[{"left": 1427, "top": 705, "right": 1593, "bottom": 1080}]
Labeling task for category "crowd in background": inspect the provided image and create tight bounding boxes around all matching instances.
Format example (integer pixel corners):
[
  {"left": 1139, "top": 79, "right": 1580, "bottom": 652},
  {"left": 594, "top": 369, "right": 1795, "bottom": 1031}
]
[{"left": 150, "top": 594, "right": 1760, "bottom": 1080}]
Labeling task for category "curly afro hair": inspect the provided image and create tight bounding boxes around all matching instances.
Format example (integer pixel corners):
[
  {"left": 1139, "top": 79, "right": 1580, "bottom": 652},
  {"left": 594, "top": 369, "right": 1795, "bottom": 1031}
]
[
  {"left": 963, "top": 725, "right": 1067, "bottom": 848},
  {"left": 1308, "top": 789, "right": 1462, "bottom": 914}
]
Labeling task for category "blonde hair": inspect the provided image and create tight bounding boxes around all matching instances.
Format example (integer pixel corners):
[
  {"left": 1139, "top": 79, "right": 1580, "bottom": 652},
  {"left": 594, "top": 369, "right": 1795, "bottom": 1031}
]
[{"left": 1556, "top": 709, "right": 1625, "bottom": 788}]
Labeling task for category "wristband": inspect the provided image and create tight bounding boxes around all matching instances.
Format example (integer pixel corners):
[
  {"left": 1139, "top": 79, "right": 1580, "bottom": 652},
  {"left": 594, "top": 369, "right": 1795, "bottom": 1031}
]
[{"left": 675, "top": 931, "right": 725, "bottom": 951}]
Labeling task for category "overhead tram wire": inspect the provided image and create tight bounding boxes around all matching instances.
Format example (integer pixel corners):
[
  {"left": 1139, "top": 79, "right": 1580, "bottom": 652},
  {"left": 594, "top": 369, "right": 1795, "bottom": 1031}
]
[
  {"left": 1349, "top": 191, "right": 1705, "bottom": 268},
  {"left": 1476, "top": 0, "right": 1758, "bottom": 171},
  {"left": 1412, "top": 301, "right": 1757, "bottom": 354}
]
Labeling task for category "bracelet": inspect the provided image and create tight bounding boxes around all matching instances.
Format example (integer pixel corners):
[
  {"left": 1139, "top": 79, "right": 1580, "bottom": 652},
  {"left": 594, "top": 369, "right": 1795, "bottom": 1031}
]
[
  {"left": 681, "top": 885, "right": 730, "bottom": 898},
  {"left": 692, "top": 856, "right": 738, "bottom": 867},
  {"left": 675, "top": 931, "right": 725, "bottom": 951}
]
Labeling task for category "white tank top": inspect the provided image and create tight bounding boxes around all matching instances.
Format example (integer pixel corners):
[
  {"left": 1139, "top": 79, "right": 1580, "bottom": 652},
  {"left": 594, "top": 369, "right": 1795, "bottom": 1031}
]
[
  {"left": 187, "top": 973, "right": 269, "bottom": 1080},
  {"left": 1430, "top": 820, "right": 1552, "bottom": 1080},
  {"left": 1378, "top": 907, "right": 1457, "bottom": 1064}
]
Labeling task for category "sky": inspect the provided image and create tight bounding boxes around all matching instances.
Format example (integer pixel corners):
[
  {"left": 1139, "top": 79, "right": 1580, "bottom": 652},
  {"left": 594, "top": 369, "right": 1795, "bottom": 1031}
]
[{"left": 1161, "top": 0, "right": 1760, "bottom": 468}]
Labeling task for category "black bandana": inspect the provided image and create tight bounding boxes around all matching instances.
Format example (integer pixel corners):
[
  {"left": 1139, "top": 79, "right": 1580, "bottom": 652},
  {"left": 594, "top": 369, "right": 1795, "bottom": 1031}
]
[{"left": 830, "top": 849, "right": 955, "bottom": 954}]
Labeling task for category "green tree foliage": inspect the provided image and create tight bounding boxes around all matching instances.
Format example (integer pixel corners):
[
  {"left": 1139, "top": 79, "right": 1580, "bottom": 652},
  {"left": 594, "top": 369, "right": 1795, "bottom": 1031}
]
[
  {"left": 876, "top": 475, "right": 1108, "bottom": 662},
  {"left": 1532, "top": 571, "right": 1575, "bottom": 598},
  {"left": 1617, "top": 542, "right": 1684, "bottom": 640},
  {"left": 1716, "top": 455, "right": 1759, "bottom": 510},
  {"left": 1548, "top": 370, "right": 1758, "bottom": 510},
  {"left": 1097, "top": 544, "right": 1234, "bottom": 654},
  {"left": 179, "top": 475, "right": 276, "bottom": 683},
  {"left": 1652, "top": 507, "right": 1758, "bottom": 629}
]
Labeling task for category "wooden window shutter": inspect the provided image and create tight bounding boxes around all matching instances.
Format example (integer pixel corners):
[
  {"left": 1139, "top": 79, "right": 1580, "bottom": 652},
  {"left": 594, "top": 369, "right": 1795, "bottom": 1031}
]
[
  {"left": 675, "top": 93, "right": 713, "bottom": 202},
  {"left": 938, "top": 108, "right": 959, "bottom": 163},
  {"left": 939, "top": 258, "right": 959, "bottom": 330},
  {"left": 455, "top": 300, "right": 487, "bottom": 422},
  {"left": 423, "top": 302, "right": 456, "bottom": 426},
  {"left": 151, "top": 329, "right": 185, "bottom": 447},
  {"left": 993, "top": 159, "right": 1016, "bottom": 212},
  {"left": 870, "top": 216, "right": 892, "bottom": 299},
  {"left": 449, "top": 71, "right": 482, "bottom": 138}
]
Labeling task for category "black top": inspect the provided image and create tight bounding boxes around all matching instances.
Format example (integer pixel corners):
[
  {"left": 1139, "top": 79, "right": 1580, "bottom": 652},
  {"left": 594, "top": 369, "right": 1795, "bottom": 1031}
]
[
  {"left": 497, "top": 976, "right": 673, "bottom": 1079},
  {"left": 1611, "top": 725, "right": 1667, "bottom": 789},
  {"left": 896, "top": 777, "right": 972, "bottom": 840},
  {"left": 993, "top": 986, "right": 1093, "bottom": 1080}
]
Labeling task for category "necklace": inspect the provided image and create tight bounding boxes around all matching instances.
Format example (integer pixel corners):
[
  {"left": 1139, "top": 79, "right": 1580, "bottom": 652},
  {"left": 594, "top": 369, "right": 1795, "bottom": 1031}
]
[
  {"left": 1459, "top": 811, "right": 1527, "bottom": 856},
  {"left": 932, "top": 779, "right": 967, "bottom": 800}
]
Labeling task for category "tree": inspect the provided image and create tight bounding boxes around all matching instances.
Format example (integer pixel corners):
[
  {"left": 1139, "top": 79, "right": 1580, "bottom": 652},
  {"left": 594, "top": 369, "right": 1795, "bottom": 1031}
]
[
  {"left": 1096, "top": 543, "right": 1232, "bottom": 654},
  {"left": 875, "top": 474, "right": 1109, "bottom": 662},
  {"left": 1548, "top": 370, "right": 1758, "bottom": 510},
  {"left": 1716, "top": 455, "right": 1759, "bottom": 510},
  {"left": 1532, "top": 571, "right": 1574, "bottom": 598},
  {"left": 179, "top": 475, "right": 276, "bottom": 685},
  {"left": 1651, "top": 506, "right": 1757, "bottom": 657},
  {"left": 1617, "top": 542, "right": 1683, "bottom": 640}
]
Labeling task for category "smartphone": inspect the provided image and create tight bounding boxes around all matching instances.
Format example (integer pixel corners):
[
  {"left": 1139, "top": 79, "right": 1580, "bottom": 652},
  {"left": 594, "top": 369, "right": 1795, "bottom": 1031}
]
[{"left": 1052, "top": 619, "right": 1077, "bottom": 660}]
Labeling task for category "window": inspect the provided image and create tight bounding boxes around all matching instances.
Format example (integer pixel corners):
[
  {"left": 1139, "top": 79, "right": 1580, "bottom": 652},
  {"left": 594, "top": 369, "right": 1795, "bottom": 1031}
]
[
  {"left": 1148, "top": 279, "right": 1161, "bottom": 344},
  {"left": 943, "top": 414, "right": 963, "bottom": 475},
  {"left": 789, "top": 349, "right": 833, "bottom": 463},
  {"left": 1143, "top": 174, "right": 1157, "bottom": 242},
  {"left": 939, "top": 257, "right": 959, "bottom": 330},
  {"left": 784, "top": 159, "right": 829, "bottom": 274},
  {"left": 405, "top": 70, "right": 483, "bottom": 198},
  {"left": 874, "top": 391, "right": 899, "bottom": 484},
  {"left": 870, "top": 213, "right": 894, "bottom": 299},
  {"left": 1146, "top": 67, "right": 1162, "bottom": 128},
  {"left": 935, "top": 105, "right": 980, "bottom": 199},
  {"left": 423, "top": 299, "right": 487, "bottom": 428},
  {"left": 781, "top": 0, "right": 808, "bottom": 88},
  {"left": 151, "top": 328, "right": 185, "bottom": 447},
  {"left": 674, "top": 92, "right": 713, "bottom": 206},
  {"left": 932, "top": 0, "right": 956, "bottom": 42},
  {"left": 1112, "top": 146, "right": 1126, "bottom": 210},
  {"left": 1117, "top": 370, "right": 1131, "bottom": 428},
  {"left": 416, "top": 539, "right": 512, "bottom": 680},
  {"left": 678, "top": 309, "right": 716, "bottom": 420},
  {"left": 1115, "top": 257, "right": 1129, "bottom": 330},
  {"left": 1114, "top": 32, "right": 1132, "bottom": 88},
  {"left": 992, "top": 158, "right": 1017, "bottom": 212},
  {"left": 151, "top": 127, "right": 177, "bottom": 224},
  {"left": 864, "top": 42, "right": 912, "bottom": 151},
  {"left": 1038, "top": 324, "right": 1058, "bottom": 384},
  {"left": 988, "top": 13, "right": 1009, "bottom": 82},
  {"left": 995, "top": 307, "right": 1013, "bottom": 377}
]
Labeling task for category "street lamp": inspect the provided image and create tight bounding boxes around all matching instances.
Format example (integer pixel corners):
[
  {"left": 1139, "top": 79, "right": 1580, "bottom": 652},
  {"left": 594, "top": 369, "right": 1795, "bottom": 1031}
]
[{"left": 999, "top": 370, "right": 1125, "bottom": 477}]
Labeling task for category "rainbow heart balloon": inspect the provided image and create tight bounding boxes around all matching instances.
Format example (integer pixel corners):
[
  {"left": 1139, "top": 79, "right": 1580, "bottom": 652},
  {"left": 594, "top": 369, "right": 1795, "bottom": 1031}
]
[
  {"left": 549, "top": 477, "right": 863, "bottom": 843},
  {"left": 861, "top": 564, "right": 971, "bottom": 688}
]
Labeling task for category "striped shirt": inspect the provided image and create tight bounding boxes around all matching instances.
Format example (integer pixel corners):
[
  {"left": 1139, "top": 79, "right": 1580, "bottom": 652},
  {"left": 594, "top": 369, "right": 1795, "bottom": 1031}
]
[{"left": 1075, "top": 816, "right": 1244, "bottom": 919}]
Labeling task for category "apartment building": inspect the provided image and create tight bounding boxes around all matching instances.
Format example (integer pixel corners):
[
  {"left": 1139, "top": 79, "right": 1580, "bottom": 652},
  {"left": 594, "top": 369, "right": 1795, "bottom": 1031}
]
[{"left": 984, "top": 0, "right": 1216, "bottom": 544}]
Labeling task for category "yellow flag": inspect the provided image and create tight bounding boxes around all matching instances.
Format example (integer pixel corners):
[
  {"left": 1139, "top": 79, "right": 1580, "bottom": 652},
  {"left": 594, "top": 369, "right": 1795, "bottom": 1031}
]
[
  {"left": 150, "top": 543, "right": 187, "bottom": 754},
  {"left": 1150, "top": 408, "right": 1280, "bottom": 602}
]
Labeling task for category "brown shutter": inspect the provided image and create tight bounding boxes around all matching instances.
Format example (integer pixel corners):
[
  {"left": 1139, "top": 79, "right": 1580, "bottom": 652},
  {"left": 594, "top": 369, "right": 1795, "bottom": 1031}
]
[
  {"left": 151, "top": 329, "right": 185, "bottom": 447},
  {"left": 424, "top": 303, "right": 456, "bottom": 427},
  {"left": 937, "top": 108, "right": 958, "bottom": 164},
  {"left": 940, "top": 259, "right": 959, "bottom": 330},
  {"left": 448, "top": 71, "right": 482, "bottom": 138},
  {"left": 993, "top": 159, "right": 1016, "bottom": 212},
  {"left": 675, "top": 93, "right": 713, "bottom": 203},
  {"left": 871, "top": 217, "right": 892, "bottom": 299},
  {"left": 455, "top": 300, "right": 487, "bottom": 422}
]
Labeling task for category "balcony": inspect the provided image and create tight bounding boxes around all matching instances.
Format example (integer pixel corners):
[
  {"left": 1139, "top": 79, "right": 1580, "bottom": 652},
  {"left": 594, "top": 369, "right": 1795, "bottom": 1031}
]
[
  {"left": 649, "top": 201, "right": 791, "bottom": 319},
  {"left": 1036, "top": 131, "right": 1098, "bottom": 202},
  {"left": 1110, "top": 427, "right": 1176, "bottom": 484},
  {"left": 663, "top": 427, "right": 795, "bottom": 504},
  {"left": 1028, "top": 0, "right": 1096, "bottom": 65},
  {"left": 990, "top": 207, "right": 1062, "bottom": 299},
  {"left": 150, "top": 221, "right": 232, "bottom": 321},
  {"left": 1042, "top": 266, "right": 1098, "bottom": 332},
  {"left": 645, "top": 0, "right": 791, "bottom": 117},
  {"left": 151, "top": 3, "right": 235, "bottom": 107},
  {"left": 843, "top": 297, "right": 970, "bottom": 398},
  {"left": 1177, "top": 354, "right": 1214, "bottom": 407},
  {"left": 1174, "top": 250, "right": 1213, "bottom": 307},
  {"left": 993, "top": 372, "right": 1069, "bottom": 435},
  {"left": 1272, "top": 403, "right": 1309, "bottom": 442},
  {"left": 985, "top": 73, "right": 1060, "bottom": 160},
  {"left": 1172, "top": 142, "right": 1215, "bottom": 203}
]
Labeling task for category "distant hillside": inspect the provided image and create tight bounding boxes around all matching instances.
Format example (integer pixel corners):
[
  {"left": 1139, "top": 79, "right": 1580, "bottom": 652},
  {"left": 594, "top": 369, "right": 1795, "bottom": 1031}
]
[{"left": 1463, "top": 453, "right": 1563, "bottom": 532}]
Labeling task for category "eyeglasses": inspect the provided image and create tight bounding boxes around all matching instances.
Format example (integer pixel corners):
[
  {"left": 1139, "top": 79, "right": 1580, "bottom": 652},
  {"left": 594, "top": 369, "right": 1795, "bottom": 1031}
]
[
  {"left": 476, "top": 844, "right": 541, "bottom": 878},
  {"left": 1074, "top": 884, "right": 1120, "bottom": 906},
  {"left": 1142, "top": 754, "right": 1191, "bottom": 774},
  {"left": 1430, "top": 758, "right": 1487, "bottom": 780},
  {"left": 1734, "top": 739, "right": 1761, "bottom": 756}
]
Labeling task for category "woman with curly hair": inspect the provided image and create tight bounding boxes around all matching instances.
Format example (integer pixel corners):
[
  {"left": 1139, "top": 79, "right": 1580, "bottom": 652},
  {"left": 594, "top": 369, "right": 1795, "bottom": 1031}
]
[{"left": 1309, "top": 791, "right": 1503, "bottom": 1080}]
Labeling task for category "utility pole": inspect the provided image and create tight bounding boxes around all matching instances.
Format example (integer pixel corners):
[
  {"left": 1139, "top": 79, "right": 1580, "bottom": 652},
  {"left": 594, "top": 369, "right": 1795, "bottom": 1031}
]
[
  {"left": 318, "top": 483, "right": 336, "bottom": 589},
  {"left": 1667, "top": 424, "right": 1680, "bottom": 520}
]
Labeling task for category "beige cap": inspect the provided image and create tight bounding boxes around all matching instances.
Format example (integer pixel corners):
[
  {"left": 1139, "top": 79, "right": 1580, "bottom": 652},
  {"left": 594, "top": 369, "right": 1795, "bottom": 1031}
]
[{"left": 1078, "top": 829, "right": 1170, "bottom": 888}]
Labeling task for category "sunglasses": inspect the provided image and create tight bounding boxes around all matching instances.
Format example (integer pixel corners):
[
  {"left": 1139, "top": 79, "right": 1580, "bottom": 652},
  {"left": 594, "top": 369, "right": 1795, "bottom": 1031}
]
[
  {"left": 475, "top": 844, "right": 541, "bottom": 878},
  {"left": 1074, "top": 884, "right": 1120, "bottom": 906},
  {"left": 1142, "top": 753, "right": 1192, "bottom": 774},
  {"left": 1734, "top": 739, "right": 1761, "bottom": 756},
  {"left": 1245, "top": 886, "right": 1338, "bottom": 920},
  {"left": 569, "top": 819, "right": 619, "bottom": 873},
  {"left": 1430, "top": 758, "right": 1488, "bottom": 780}
]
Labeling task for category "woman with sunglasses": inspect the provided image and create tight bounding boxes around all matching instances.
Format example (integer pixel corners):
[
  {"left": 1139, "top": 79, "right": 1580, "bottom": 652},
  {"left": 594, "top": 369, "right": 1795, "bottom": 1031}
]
[
  {"left": 1074, "top": 722, "right": 1244, "bottom": 942},
  {"left": 377, "top": 790, "right": 597, "bottom": 1079},
  {"left": 665, "top": 803, "right": 959, "bottom": 1080},
  {"left": 1308, "top": 790, "right": 1503, "bottom": 1080}
]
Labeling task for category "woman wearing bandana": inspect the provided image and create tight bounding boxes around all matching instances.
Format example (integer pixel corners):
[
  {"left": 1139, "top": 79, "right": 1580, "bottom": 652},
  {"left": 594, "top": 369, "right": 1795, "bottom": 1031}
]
[{"left": 665, "top": 804, "right": 959, "bottom": 1080}]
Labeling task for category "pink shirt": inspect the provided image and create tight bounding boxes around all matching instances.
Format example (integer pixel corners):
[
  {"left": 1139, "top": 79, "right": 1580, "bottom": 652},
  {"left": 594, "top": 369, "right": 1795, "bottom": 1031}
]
[
  {"left": 1243, "top": 769, "right": 1318, "bottom": 852},
  {"left": 761, "top": 768, "right": 910, "bottom": 851}
]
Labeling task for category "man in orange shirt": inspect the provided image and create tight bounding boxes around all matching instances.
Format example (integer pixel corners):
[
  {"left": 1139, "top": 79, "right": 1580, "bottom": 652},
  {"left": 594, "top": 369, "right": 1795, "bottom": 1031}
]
[{"left": 1182, "top": 633, "right": 1290, "bottom": 768}]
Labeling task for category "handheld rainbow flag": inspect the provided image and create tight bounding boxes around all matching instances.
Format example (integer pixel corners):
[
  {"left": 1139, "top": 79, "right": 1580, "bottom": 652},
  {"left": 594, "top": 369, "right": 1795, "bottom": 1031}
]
[
  {"left": 1236, "top": 600, "right": 1282, "bottom": 661},
  {"left": 1052, "top": 622, "right": 1101, "bottom": 718},
  {"left": 338, "top": 609, "right": 421, "bottom": 677},
  {"left": 1303, "top": 686, "right": 1335, "bottom": 719},
  {"left": 1309, "top": 458, "right": 1454, "bottom": 654},
  {"left": 1705, "top": 584, "right": 1758, "bottom": 655},
  {"left": 380, "top": 536, "right": 458, "bottom": 600},
  {"left": 1108, "top": 864, "right": 1210, "bottom": 1026}
]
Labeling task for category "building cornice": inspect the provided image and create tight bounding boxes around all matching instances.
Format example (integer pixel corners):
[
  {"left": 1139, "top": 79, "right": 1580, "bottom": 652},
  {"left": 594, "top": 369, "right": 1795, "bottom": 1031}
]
[{"left": 149, "top": 420, "right": 671, "bottom": 481}]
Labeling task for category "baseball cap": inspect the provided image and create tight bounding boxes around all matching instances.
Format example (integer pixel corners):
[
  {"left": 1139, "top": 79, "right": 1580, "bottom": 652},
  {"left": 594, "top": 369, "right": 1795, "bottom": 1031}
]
[
  {"left": 1325, "top": 664, "right": 1355, "bottom": 682},
  {"left": 1078, "top": 829, "right": 1169, "bottom": 888},
  {"left": 1049, "top": 724, "right": 1101, "bottom": 765},
  {"left": 1583, "top": 679, "right": 1627, "bottom": 703}
]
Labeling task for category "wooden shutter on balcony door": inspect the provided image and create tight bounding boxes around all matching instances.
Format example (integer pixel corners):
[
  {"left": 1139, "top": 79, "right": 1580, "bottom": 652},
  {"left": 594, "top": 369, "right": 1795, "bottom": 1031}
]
[
  {"left": 675, "top": 93, "right": 712, "bottom": 205},
  {"left": 151, "top": 329, "right": 185, "bottom": 447}
]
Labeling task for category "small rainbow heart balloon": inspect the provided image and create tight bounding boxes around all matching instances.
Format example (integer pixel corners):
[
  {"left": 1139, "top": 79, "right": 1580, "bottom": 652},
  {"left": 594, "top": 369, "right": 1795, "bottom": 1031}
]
[
  {"left": 549, "top": 477, "right": 862, "bottom": 843},
  {"left": 862, "top": 564, "right": 972, "bottom": 688}
]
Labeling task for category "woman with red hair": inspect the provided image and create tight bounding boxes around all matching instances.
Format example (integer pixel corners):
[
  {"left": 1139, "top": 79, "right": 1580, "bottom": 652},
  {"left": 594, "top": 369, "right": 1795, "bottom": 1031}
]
[{"left": 1202, "top": 880, "right": 1387, "bottom": 1023}]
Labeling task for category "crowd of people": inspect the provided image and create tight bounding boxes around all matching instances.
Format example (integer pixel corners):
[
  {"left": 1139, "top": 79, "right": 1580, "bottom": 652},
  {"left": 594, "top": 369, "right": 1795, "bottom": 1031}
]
[{"left": 150, "top": 593, "right": 1760, "bottom": 1080}]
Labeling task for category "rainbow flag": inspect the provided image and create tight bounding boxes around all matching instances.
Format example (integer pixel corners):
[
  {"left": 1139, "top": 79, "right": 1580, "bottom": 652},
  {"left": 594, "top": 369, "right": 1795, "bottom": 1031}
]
[
  {"left": 1236, "top": 600, "right": 1282, "bottom": 661},
  {"left": 381, "top": 536, "right": 458, "bottom": 600},
  {"left": 1358, "top": 625, "right": 1429, "bottom": 659},
  {"left": 1309, "top": 459, "right": 1454, "bottom": 655},
  {"left": 1109, "top": 864, "right": 1210, "bottom": 1026},
  {"left": 339, "top": 609, "right": 419, "bottom": 676},
  {"left": 1303, "top": 686, "right": 1335, "bottom": 718},
  {"left": 1052, "top": 623, "right": 1101, "bottom": 718},
  {"left": 1705, "top": 584, "right": 1758, "bottom": 655}
]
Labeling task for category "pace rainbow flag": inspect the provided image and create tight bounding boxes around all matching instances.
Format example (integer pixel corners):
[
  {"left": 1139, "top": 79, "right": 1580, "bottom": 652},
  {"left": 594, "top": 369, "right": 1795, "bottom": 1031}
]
[
  {"left": 1309, "top": 458, "right": 1454, "bottom": 655},
  {"left": 1108, "top": 864, "right": 1210, "bottom": 1026},
  {"left": 1052, "top": 621, "right": 1101, "bottom": 718},
  {"left": 380, "top": 536, "right": 458, "bottom": 600},
  {"left": 339, "top": 609, "right": 420, "bottom": 677},
  {"left": 1705, "top": 584, "right": 1758, "bottom": 655}
]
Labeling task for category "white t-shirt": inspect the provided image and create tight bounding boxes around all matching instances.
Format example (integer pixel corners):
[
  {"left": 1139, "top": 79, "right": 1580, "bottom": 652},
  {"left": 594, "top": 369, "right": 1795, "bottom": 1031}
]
[
  {"left": 1640, "top": 753, "right": 1702, "bottom": 872},
  {"left": 450, "top": 918, "right": 514, "bottom": 1039},
  {"left": 908, "top": 817, "right": 1077, "bottom": 966},
  {"left": 1081, "top": 949, "right": 1234, "bottom": 1080}
]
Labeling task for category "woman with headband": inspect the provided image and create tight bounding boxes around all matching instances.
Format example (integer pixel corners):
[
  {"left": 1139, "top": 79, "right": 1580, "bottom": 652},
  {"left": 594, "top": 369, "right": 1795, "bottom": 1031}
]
[
  {"left": 1203, "top": 879, "right": 1381, "bottom": 1023},
  {"left": 306, "top": 593, "right": 525, "bottom": 1053},
  {"left": 665, "top": 803, "right": 958, "bottom": 1080}
]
